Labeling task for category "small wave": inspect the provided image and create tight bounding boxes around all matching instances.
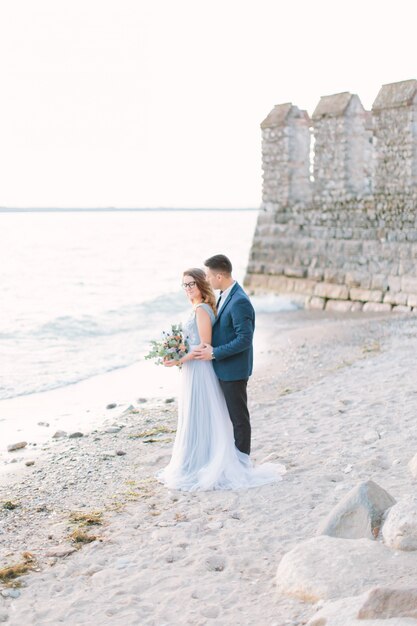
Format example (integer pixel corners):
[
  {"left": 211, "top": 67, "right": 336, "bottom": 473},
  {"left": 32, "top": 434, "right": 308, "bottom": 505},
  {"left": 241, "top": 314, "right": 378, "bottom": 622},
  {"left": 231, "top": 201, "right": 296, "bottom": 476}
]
[
  {"left": 33, "top": 292, "right": 186, "bottom": 340},
  {"left": 0, "top": 359, "right": 139, "bottom": 401},
  {"left": 0, "top": 332, "right": 15, "bottom": 340},
  {"left": 0, "top": 291, "right": 189, "bottom": 401}
]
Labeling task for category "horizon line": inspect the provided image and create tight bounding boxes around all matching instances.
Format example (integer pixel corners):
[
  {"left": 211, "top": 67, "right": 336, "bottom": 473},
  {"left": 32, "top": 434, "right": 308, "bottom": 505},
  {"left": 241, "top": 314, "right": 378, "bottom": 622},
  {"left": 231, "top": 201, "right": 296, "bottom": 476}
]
[{"left": 0, "top": 207, "right": 259, "bottom": 213}]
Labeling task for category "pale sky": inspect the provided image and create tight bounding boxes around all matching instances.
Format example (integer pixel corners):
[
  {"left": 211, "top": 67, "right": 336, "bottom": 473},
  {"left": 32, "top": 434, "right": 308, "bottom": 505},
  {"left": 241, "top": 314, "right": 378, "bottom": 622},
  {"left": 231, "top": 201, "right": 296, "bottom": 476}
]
[{"left": 0, "top": 0, "right": 415, "bottom": 209}]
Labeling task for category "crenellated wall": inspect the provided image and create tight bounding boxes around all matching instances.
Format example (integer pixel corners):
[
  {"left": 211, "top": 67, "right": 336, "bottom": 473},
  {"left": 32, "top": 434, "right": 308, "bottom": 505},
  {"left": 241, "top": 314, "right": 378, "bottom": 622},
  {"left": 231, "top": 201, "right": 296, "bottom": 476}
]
[{"left": 245, "top": 79, "right": 417, "bottom": 312}]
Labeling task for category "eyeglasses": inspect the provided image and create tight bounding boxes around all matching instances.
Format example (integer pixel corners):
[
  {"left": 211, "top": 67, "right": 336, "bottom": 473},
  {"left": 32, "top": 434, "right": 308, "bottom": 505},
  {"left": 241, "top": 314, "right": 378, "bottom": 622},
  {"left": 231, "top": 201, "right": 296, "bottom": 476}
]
[{"left": 182, "top": 281, "right": 196, "bottom": 290}]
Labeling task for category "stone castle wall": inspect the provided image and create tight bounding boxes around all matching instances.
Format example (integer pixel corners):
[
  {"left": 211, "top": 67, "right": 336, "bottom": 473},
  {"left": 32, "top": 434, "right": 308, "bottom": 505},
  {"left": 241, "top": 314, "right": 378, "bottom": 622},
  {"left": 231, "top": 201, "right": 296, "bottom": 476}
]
[{"left": 244, "top": 79, "right": 417, "bottom": 312}]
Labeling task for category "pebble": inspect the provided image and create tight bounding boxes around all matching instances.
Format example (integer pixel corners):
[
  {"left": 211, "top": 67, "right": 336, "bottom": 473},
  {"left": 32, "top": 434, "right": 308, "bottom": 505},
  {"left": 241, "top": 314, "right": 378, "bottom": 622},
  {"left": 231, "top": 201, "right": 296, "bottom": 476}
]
[
  {"left": 25, "top": 460, "right": 35, "bottom": 467},
  {"left": 37, "top": 421, "right": 50, "bottom": 427},
  {"left": 69, "top": 432, "right": 84, "bottom": 439},
  {"left": 7, "top": 441, "right": 27, "bottom": 452},
  {"left": 46, "top": 546, "right": 77, "bottom": 558},
  {"left": 205, "top": 555, "right": 226, "bottom": 571},
  {"left": 200, "top": 606, "right": 220, "bottom": 619},
  {"left": 101, "top": 450, "right": 117, "bottom": 458},
  {"left": 207, "top": 521, "right": 223, "bottom": 530},
  {"left": 52, "top": 430, "right": 67, "bottom": 439},
  {"left": 105, "top": 427, "right": 121, "bottom": 434},
  {"left": 1, "top": 589, "right": 20, "bottom": 598},
  {"left": 363, "top": 429, "right": 381, "bottom": 444},
  {"left": 165, "top": 398, "right": 175, "bottom": 404},
  {"left": 324, "top": 473, "right": 344, "bottom": 482},
  {"left": 114, "top": 557, "right": 133, "bottom": 569},
  {"left": 0, "top": 396, "right": 180, "bottom": 610},
  {"left": 106, "top": 403, "right": 117, "bottom": 410}
]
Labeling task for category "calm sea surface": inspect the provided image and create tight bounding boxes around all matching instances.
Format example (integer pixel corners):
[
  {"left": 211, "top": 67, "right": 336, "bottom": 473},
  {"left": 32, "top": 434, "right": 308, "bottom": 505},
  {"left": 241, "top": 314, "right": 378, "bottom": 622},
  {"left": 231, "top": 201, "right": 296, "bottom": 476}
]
[{"left": 1, "top": 209, "right": 290, "bottom": 401}]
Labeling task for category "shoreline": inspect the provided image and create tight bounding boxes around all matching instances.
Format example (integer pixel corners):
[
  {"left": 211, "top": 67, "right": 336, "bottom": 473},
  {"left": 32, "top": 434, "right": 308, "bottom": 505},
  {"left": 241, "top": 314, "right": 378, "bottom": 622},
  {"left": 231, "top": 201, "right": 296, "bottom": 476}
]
[
  {"left": 0, "top": 297, "right": 296, "bottom": 477},
  {"left": 2, "top": 309, "right": 417, "bottom": 625},
  {"left": 0, "top": 358, "right": 180, "bottom": 477}
]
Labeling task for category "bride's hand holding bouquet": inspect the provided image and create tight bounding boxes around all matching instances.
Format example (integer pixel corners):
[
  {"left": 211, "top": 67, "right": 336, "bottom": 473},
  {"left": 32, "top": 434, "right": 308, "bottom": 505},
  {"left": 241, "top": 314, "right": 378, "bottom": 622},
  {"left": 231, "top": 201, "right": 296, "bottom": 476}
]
[{"left": 145, "top": 324, "right": 191, "bottom": 368}]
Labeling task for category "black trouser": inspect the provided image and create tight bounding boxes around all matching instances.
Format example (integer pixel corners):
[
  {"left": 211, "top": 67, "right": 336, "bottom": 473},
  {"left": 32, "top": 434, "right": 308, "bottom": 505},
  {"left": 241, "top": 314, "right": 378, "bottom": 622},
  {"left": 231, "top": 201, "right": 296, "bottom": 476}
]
[{"left": 219, "top": 379, "right": 251, "bottom": 455}]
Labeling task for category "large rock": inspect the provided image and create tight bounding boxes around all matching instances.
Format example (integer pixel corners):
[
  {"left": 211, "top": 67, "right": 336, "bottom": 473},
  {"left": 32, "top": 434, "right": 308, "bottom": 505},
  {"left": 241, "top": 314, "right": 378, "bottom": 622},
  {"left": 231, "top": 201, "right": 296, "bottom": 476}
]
[
  {"left": 276, "top": 536, "right": 412, "bottom": 603},
  {"left": 317, "top": 480, "right": 396, "bottom": 539},
  {"left": 382, "top": 497, "right": 417, "bottom": 550},
  {"left": 408, "top": 452, "right": 417, "bottom": 479},
  {"left": 306, "top": 594, "right": 367, "bottom": 626},
  {"left": 358, "top": 587, "right": 417, "bottom": 619},
  {"left": 306, "top": 589, "right": 417, "bottom": 625}
]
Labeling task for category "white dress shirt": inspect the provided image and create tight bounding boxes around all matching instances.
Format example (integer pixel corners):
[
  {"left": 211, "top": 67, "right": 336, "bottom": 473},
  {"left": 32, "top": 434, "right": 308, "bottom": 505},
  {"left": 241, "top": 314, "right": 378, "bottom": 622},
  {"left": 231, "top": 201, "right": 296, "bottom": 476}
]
[{"left": 217, "top": 281, "right": 236, "bottom": 312}]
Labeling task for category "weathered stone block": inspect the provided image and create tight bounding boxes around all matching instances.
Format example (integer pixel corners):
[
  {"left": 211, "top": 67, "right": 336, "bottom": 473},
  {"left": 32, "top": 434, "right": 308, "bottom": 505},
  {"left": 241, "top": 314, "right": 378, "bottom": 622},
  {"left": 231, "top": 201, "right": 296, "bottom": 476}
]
[
  {"left": 383, "top": 291, "right": 408, "bottom": 305},
  {"left": 345, "top": 271, "right": 364, "bottom": 288},
  {"left": 243, "top": 273, "right": 269, "bottom": 290},
  {"left": 307, "top": 268, "right": 324, "bottom": 281},
  {"left": 392, "top": 305, "right": 411, "bottom": 313},
  {"left": 371, "top": 274, "right": 388, "bottom": 290},
  {"left": 407, "top": 294, "right": 417, "bottom": 307},
  {"left": 325, "top": 300, "right": 353, "bottom": 312},
  {"left": 284, "top": 267, "right": 307, "bottom": 279},
  {"left": 324, "top": 269, "right": 345, "bottom": 284},
  {"left": 349, "top": 288, "right": 383, "bottom": 303},
  {"left": 314, "top": 283, "right": 349, "bottom": 300},
  {"left": 309, "top": 296, "right": 326, "bottom": 310},
  {"left": 267, "top": 275, "right": 292, "bottom": 292},
  {"left": 401, "top": 276, "right": 417, "bottom": 293},
  {"left": 292, "top": 279, "right": 317, "bottom": 295},
  {"left": 362, "top": 302, "right": 392, "bottom": 312}
]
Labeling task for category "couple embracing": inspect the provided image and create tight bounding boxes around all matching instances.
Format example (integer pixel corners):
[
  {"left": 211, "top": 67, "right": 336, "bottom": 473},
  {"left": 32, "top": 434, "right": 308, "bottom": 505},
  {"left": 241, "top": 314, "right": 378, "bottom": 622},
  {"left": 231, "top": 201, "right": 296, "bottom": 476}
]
[{"left": 158, "top": 254, "right": 285, "bottom": 491}]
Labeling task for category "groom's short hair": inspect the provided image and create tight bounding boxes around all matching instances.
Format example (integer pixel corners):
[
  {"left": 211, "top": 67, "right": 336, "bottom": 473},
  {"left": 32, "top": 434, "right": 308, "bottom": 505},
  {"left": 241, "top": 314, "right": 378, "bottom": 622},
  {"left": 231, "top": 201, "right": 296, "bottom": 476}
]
[{"left": 205, "top": 254, "right": 232, "bottom": 275}]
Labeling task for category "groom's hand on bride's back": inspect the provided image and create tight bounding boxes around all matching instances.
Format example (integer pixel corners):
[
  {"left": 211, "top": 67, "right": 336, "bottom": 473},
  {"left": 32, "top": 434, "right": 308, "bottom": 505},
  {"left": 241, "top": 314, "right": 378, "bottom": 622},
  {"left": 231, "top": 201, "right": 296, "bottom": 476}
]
[{"left": 194, "top": 344, "right": 213, "bottom": 360}]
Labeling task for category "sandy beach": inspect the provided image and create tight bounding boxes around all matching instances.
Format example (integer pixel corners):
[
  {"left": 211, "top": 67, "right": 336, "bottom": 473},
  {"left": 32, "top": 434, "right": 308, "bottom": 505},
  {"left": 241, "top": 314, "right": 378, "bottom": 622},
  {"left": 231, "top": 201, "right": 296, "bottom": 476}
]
[{"left": 2, "top": 309, "right": 417, "bottom": 625}]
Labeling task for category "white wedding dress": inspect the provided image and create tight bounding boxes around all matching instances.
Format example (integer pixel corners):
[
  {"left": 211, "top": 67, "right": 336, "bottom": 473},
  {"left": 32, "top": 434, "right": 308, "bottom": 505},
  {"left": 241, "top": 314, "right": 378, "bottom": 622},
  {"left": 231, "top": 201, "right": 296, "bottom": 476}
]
[{"left": 157, "top": 303, "right": 286, "bottom": 491}]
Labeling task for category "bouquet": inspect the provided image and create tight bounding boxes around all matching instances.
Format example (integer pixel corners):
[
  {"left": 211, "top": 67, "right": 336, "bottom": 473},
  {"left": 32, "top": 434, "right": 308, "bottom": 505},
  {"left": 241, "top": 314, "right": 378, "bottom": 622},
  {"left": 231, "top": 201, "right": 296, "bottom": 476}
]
[{"left": 144, "top": 324, "right": 189, "bottom": 367}]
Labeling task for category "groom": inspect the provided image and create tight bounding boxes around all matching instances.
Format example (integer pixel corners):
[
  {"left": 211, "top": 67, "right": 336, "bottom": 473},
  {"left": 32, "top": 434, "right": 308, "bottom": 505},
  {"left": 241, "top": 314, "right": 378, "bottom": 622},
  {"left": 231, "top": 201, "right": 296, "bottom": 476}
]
[{"left": 194, "top": 254, "right": 255, "bottom": 455}]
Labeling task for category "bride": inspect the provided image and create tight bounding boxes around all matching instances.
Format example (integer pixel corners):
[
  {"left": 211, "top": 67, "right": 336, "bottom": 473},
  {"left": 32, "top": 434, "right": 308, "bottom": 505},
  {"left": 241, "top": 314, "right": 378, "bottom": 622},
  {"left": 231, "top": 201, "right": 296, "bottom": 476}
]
[{"left": 157, "top": 267, "right": 285, "bottom": 491}]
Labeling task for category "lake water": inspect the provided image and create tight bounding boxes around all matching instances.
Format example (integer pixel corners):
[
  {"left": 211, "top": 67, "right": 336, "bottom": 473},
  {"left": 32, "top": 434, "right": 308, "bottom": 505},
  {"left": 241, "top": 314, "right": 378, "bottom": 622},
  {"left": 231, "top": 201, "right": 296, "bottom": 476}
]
[{"left": 0, "top": 209, "right": 296, "bottom": 402}]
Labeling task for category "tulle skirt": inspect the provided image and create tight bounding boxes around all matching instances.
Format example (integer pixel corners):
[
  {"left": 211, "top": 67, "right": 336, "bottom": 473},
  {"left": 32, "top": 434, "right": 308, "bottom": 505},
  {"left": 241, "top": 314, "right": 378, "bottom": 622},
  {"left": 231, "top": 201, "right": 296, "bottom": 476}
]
[{"left": 157, "top": 349, "right": 286, "bottom": 491}]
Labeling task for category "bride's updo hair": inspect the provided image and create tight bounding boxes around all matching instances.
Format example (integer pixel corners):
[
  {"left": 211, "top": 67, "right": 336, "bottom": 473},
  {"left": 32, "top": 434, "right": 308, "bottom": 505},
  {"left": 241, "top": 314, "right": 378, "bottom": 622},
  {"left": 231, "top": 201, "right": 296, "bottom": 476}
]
[{"left": 183, "top": 268, "right": 217, "bottom": 315}]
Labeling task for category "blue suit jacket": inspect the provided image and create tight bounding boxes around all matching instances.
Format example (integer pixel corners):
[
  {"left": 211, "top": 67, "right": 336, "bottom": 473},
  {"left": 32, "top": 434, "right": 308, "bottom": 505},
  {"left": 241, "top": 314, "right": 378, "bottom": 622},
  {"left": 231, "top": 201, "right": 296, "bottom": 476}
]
[{"left": 212, "top": 283, "right": 255, "bottom": 381}]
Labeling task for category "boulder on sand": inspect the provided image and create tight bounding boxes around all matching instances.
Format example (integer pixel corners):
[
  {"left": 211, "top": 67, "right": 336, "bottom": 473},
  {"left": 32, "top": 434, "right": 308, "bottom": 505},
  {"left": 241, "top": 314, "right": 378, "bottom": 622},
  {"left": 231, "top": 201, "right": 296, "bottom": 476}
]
[
  {"left": 276, "top": 535, "right": 414, "bottom": 603},
  {"left": 317, "top": 480, "right": 395, "bottom": 540}
]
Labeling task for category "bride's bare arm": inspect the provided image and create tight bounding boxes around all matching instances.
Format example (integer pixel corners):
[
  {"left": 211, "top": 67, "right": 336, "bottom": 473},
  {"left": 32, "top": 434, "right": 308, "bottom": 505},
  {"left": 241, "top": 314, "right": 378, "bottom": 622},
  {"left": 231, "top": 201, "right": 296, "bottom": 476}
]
[
  {"left": 174, "top": 306, "right": 212, "bottom": 366},
  {"left": 195, "top": 306, "right": 212, "bottom": 345}
]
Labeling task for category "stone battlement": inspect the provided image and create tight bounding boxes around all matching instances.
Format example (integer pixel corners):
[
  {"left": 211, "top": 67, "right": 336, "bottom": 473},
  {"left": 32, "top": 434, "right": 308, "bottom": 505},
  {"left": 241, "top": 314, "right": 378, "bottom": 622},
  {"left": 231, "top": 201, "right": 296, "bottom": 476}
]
[{"left": 245, "top": 79, "right": 417, "bottom": 312}]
